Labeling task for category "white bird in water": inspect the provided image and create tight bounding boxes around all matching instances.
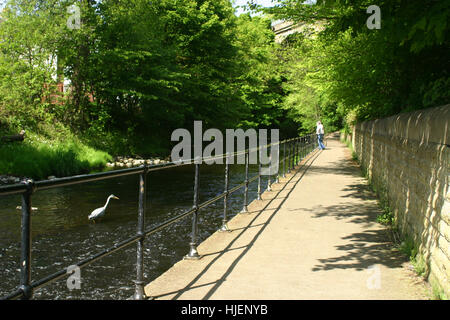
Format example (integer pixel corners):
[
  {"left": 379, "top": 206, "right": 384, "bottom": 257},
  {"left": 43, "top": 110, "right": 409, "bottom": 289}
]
[{"left": 88, "top": 195, "right": 119, "bottom": 222}]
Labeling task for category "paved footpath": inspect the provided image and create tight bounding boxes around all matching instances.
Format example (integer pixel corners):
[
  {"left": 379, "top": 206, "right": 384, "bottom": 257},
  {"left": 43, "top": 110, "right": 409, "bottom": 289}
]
[{"left": 144, "top": 133, "right": 431, "bottom": 300}]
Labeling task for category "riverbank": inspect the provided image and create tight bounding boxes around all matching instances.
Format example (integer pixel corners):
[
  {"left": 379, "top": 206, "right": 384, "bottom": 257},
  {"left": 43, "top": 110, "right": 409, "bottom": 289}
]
[
  {"left": 105, "top": 156, "right": 170, "bottom": 169},
  {"left": 0, "top": 119, "right": 175, "bottom": 184},
  {"left": 0, "top": 124, "right": 110, "bottom": 183},
  {"left": 0, "top": 153, "right": 170, "bottom": 186},
  {"left": 0, "top": 138, "right": 111, "bottom": 182}
]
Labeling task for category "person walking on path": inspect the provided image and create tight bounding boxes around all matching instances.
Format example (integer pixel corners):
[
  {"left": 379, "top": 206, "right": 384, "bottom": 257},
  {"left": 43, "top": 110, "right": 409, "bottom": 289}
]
[{"left": 316, "top": 121, "right": 325, "bottom": 150}]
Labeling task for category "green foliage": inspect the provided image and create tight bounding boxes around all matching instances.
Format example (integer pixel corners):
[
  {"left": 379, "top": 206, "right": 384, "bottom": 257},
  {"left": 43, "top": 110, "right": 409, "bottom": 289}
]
[
  {"left": 264, "top": 0, "right": 450, "bottom": 122},
  {"left": 270, "top": 25, "right": 345, "bottom": 134},
  {"left": 399, "top": 236, "right": 417, "bottom": 259},
  {"left": 366, "top": 177, "right": 394, "bottom": 226},
  {"left": 0, "top": 0, "right": 301, "bottom": 165},
  {"left": 431, "top": 281, "right": 448, "bottom": 300},
  {"left": 0, "top": 0, "right": 66, "bottom": 128},
  {"left": 345, "top": 137, "right": 395, "bottom": 225},
  {"left": 234, "top": 14, "right": 285, "bottom": 129},
  {"left": 342, "top": 137, "right": 358, "bottom": 161},
  {"left": 376, "top": 210, "right": 394, "bottom": 225},
  {"left": 0, "top": 136, "right": 111, "bottom": 180},
  {"left": 54, "top": 0, "right": 298, "bottom": 153},
  {"left": 12, "top": 0, "right": 447, "bottom": 178},
  {"left": 398, "top": 236, "right": 427, "bottom": 278},
  {"left": 0, "top": 0, "right": 304, "bottom": 178}
]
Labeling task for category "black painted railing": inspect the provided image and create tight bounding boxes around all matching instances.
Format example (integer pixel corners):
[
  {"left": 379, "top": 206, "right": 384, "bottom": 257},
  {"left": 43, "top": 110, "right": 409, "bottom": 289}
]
[{"left": 0, "top": 133, "right": 318, "bottom": 300}]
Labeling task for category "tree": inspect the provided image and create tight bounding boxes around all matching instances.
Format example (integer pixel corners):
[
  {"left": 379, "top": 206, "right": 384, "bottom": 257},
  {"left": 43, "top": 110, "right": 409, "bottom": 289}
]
[
  {"left": 263, "top": 0, "right": 450, "bottom": 123},
  {"left": 0, "top": 0, "right": 67, "bottom": 129},
  {"left": 234, "top": 14, "right": 283, "bottom": 129}
]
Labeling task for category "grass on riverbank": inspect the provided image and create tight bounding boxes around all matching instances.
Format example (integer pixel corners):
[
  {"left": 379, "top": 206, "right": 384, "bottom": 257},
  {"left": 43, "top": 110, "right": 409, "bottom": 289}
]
[{"left": 0, "top": 130, "right": 112, "bottom": 181}]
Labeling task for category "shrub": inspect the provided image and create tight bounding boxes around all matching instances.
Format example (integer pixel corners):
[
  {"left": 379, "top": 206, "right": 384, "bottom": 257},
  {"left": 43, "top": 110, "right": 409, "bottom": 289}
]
[{"left": 0, "top": 137, "right": 111, "bottom": 180}]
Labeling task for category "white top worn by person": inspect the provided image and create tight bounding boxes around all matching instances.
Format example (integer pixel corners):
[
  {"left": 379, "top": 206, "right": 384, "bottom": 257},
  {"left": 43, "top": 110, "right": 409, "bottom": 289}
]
[
  {"left": 316, "top": 121, "right": 324, "bottom": 135},
  {"left": 316, "top": 121, "right": 326, "bottom": 150}
]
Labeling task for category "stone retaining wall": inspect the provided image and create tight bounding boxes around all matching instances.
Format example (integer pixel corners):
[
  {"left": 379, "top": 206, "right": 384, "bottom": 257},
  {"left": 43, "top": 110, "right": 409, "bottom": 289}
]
[{"left": 351, "top": 105, "right": 449, "bottom": 297}]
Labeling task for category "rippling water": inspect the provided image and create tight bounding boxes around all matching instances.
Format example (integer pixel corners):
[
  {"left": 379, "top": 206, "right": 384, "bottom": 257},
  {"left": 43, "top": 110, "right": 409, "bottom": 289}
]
[{"left": 0, "top": 163, "right": 271, "bottom": 299}]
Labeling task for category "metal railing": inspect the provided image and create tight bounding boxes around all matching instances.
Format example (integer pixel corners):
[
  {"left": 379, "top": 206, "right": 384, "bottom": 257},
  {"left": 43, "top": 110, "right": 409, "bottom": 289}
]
[{"left": 0, "top": 133, "right": 318, "bottom": 300}]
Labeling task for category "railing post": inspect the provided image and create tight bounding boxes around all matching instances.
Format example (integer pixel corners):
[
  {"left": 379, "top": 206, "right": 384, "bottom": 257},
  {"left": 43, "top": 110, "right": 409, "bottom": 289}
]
[
  {"left": 292, "top": 139, "right": 295, "bottom": 168},
  {"left": 296, "top": 138, "right": 300, "bottom": 165},
  {"left": 257, "top": 147, "right": 262, "bottom": 200},
  {"left": 267, "top": 150, "right": 272, "bottom": 192},
  {"left": 305, "top": 136, "right": 307, "bottom": 154},
  {"left": 308, "top": 134, "right": 311, "bottom": 152},
  {"left": 287, "top": 139, "right": 291, "bottom": 173},
  {"left": 276, "top": 142, "right": 280, "bottom": 184},
  {"left": 220, "top": 153, "right": 231, "bottom": 232},
  {"left": 291, "top": 139, "right": 295, "bottom": 170},
  {"left": 291, "top": 138, "right": 295, "bottom": 170},
  {"left": 283, "top": 140, "right": 286, "bottom": 178},
  {"left": 307, "top": 136, "right": 309, "bottom": 157},
  {"left": 186, "top": 162, "right": 201, "bottom": 259},
  {"left": 294, "top": 138, "right": 298, "bottom": 167},
  {"left": 241, "top": 150, "right": 249, "bottom": 213},
  {"left": 302, "top": 137, "right": 305, "bottom": 159},
  {"left": 292, "top": 138, "right": 295, "bottom": 169},
  {"left": 294, "top": 138, "right": 297, "bottom": 167},
  {"left": 134, "top": 167, "right": 149, "bottom": 300},
  {"left": 309, "top": 134, "right": 311, "bottom": 152},
  {"left": 19, "top": 179, "right": 34, "bottom": 300}
]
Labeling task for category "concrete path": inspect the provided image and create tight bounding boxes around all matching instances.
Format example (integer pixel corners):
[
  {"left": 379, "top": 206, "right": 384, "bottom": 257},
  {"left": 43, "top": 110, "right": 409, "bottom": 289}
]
[{"left": 144, "top": 133, "right": 431, "bottom": 300}]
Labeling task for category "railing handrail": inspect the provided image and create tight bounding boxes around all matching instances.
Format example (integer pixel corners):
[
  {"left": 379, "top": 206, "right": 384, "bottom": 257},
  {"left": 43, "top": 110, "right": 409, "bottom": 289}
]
[
  {"left": 0, "top": 136, "right": 314, "bottom": 196},
  {"left": 0, "top": 133, "right": 318, "bottom": 300}
]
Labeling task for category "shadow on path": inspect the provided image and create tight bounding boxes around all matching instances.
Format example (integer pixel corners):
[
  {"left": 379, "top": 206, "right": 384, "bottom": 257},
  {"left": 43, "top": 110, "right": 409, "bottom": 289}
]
[
  {"left": 310, "top": 227, "right": 407, "bottom": 272},
  {"left": 304, "top": 139, "right": 408, "bottom": 273},
  {"left": 151, "top": 149, "right": 323, "bottom": 300},
  {"left": 148, "top": 134, "right": 419, "bottom": 300}
]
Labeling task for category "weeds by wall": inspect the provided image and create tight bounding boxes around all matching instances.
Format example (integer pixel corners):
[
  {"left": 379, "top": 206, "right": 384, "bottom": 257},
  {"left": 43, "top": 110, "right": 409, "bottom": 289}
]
[{"left": 349, "top": 105, "right": 449, "bottom": 299}]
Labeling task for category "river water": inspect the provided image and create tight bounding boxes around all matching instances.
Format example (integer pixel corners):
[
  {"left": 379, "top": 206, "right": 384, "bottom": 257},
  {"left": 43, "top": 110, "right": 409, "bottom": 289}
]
[{"left": 0, "top": 163, "right": 270, "bottom": 299}]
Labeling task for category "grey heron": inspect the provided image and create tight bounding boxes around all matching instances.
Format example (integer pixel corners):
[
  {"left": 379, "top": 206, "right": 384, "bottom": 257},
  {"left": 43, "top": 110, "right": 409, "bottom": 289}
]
[{"left": 88, "top": 194, "right": 119, "bottom": 222}]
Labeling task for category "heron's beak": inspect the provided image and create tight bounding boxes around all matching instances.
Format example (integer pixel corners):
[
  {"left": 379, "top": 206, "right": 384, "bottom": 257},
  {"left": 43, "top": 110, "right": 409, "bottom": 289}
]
[{"left": 113, "top": 196, "right": 120, "bottom": 200}]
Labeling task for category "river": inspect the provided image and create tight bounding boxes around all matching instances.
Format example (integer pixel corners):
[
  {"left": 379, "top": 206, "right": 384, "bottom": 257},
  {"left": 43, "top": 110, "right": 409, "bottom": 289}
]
[{"left": 0, "top": 163, "right": 270, "bottom": 299}]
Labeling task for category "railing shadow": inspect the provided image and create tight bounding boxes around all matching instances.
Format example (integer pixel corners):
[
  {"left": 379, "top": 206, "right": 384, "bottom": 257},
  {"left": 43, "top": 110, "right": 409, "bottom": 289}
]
[
  {"left": 0, "top": 135, "right": 318, "bottom": 300},
  {"left": 150, "top": 149, "right": 322, "bottom": 299}
]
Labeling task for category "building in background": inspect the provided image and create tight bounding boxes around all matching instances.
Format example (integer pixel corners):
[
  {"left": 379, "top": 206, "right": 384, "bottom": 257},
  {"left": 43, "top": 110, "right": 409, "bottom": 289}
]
[{"left": 271, "top": 20, "right": 325, "bottom": 43}]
